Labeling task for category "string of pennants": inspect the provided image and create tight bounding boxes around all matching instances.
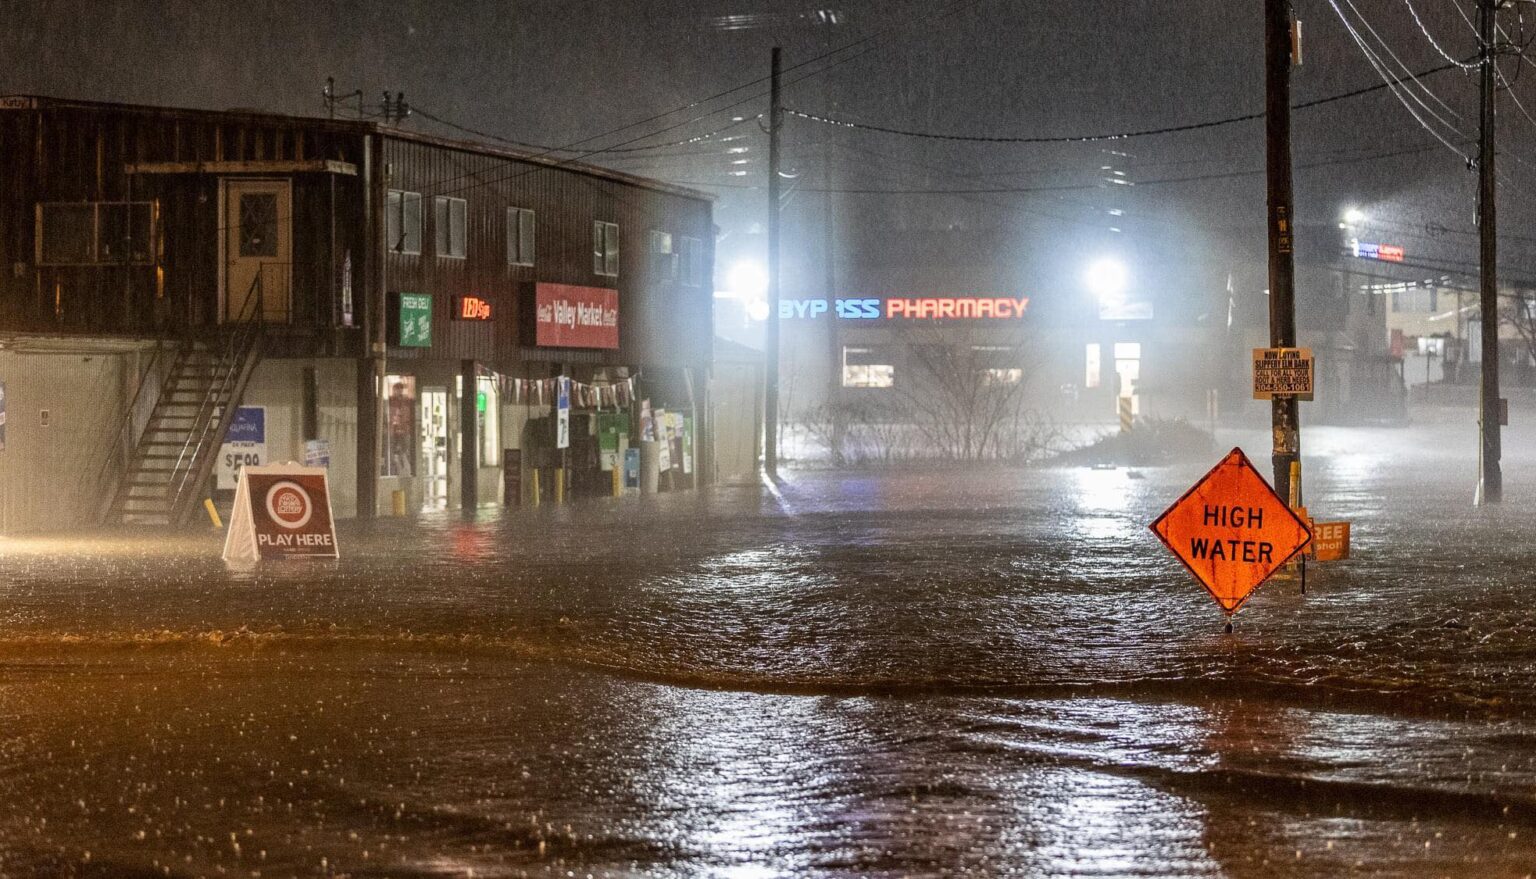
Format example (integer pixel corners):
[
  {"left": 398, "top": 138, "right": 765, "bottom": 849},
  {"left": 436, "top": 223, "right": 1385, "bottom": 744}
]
[{"left": 498, "top": 375, "right": 638, "bottom": 410}]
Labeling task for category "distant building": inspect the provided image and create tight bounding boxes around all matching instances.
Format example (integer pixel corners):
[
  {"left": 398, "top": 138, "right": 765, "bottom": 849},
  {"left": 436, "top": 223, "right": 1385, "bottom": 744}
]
[{"left": 0, "top": 95, "right": 714, "bottom": 532}]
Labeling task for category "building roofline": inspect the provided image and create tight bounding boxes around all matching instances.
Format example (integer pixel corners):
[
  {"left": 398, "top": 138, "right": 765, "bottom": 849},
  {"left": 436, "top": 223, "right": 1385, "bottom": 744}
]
[{"left": 2, "top": 93, "right": 714, "bottom": 203}]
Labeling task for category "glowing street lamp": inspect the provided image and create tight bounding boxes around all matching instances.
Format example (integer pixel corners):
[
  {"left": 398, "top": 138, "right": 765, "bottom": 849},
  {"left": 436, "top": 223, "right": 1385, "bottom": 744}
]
[{"left": 1084, "top": 257, "right": 1129, "bottom": 307}]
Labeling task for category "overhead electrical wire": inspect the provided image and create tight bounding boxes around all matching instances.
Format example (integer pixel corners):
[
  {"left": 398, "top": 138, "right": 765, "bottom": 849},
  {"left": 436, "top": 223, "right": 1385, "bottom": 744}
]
[
  {"left": 1326, "top": 0, "right": 1473, "bottom": 162},
  {"left": 782, "top": 59, "right": 1465, "bottom": 144},
  {"left": 412, "top": 107, "right": 763, "bottom": 155},
  {"left": 1404, "top": 0, "right": 1480, "bottom": 68}
]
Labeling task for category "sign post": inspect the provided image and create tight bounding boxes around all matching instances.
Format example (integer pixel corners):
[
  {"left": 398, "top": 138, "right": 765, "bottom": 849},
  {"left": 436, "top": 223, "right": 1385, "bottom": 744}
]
[
  {"left": 222, "top": 464, "right": 339, "bottom": 563},
  {"left": 217, "top": 406, "right": 266, "bottom": 490},
  {"left": 1150, "top": 447, "right": 1313, "bottom": 627},
  {"left": 555, "top": 377, "right": 571, "bottom": 450}
]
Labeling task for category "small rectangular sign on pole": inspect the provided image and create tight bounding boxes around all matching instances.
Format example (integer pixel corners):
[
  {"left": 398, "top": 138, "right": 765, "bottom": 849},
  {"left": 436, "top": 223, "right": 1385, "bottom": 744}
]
[
  {"left": 1310, "top": 521, "right": 1351, "bottom": 561},
  {"left": 1252, "top": 347, "right": 1314, "bottom": 400},
  {"left": 555, "top": 377, "right": 571, "bottom": 450},
  {"left": 222, "top": 464, "right": 339, "bottom": 563}
]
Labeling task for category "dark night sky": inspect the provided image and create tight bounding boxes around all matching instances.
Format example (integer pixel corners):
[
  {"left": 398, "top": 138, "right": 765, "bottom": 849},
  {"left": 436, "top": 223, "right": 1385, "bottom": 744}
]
[{"left": 3, "top": 0, "right": 1533, "bottom": 296}]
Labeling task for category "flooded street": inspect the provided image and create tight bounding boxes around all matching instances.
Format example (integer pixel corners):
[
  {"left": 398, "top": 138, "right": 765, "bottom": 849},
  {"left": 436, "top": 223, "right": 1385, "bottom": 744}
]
[{"left": 2, "top": 421, "right": 1535, "bottom": 877}]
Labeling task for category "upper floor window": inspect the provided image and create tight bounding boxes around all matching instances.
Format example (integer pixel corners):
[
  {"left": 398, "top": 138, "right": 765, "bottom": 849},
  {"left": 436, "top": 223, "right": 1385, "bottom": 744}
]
[
  {"left": 650, "top": 230, "right": 676, "bottom": 281},
  {"left": 385, "top": 190, "right": 422, "bottom": 255},
  {"left": 507, "top": 207, "right": 535, "bottom": 266},
  {"left": 434, "top": 196, "right": 467, "bottom": 259},
  {"left": 593, "top": 221, "right": 619, "bottom": 277},
  {"left": 680, "top": 236, "right": 704, "bottom": 287},
  {"left": 37, "top": 201, "right": 157, "bottom": 265}
]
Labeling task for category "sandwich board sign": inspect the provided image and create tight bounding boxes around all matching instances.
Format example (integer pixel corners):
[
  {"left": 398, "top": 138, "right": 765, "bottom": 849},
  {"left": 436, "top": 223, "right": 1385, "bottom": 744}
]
[
  {"left": 222, "top": 463, "right": 338, "bottom": 562},
  {"left": 1149, "top": 447, "right": 1312, "bottom": 615}
]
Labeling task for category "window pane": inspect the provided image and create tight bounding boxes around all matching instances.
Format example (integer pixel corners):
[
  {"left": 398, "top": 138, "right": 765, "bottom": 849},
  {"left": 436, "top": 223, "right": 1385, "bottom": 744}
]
[
  {"left": 401, "top": 192, "right": 422, "bottom": 254},
  {"left": 605, "top": 223, "right": 619, "bottom": 276},
  {"left": 593, "top": 221, "right": 605, "bottom": 274},
  {"left": 450, "top": 198, "right": 466, "bottom": 257},
  {"left": 386, "top": 191, "right": 402, "bottom": 253},
  {"left": 39, "top": 203, "right": 95, "bottom": 264},
  {"left": 434, "top": 197, "right": 449, "bottom": 255},
  {"left": 519, "top": 209, "right": 535, "bottom": 265},
  {"left": 237, "top": 193, "right": 279, "bottom": 258}
]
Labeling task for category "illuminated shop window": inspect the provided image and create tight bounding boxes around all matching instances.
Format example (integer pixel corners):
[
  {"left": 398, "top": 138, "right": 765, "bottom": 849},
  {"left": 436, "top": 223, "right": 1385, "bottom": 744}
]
[
  {"left": 842, "top": 346, "right": 894, "bottom": 388},
  {"left": 981, "top": 368, "right": 1024, "bottom": 385},
  {"left": 384, "top": 375, "right": 418, "bottom": 477},
  {"left": 1085, "top": 343, "right": 1101, "bottom": 389},
  {"left": 477, "top": 375, "right": 500, "bottom": 467}
]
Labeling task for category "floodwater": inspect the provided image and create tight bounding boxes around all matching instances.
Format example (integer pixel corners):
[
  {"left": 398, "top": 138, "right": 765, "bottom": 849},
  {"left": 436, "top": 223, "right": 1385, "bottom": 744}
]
[{"left": 1, "top": 419, "right": 1535, "bottom": 877}]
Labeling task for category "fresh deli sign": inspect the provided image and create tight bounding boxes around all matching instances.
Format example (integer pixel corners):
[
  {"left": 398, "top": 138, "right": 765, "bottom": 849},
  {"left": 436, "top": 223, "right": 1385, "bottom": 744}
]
[{"left": 535, "top": 283, "right": 619, "bottom": 349}]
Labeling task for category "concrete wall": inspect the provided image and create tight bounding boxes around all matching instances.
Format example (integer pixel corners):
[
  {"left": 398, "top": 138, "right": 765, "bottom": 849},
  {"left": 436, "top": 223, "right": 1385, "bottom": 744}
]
[
  {"left": 240, "top": 358, "right": 359, "bottom": 519},
  {"left": 0, "top": 349, "right": 127, "bottom": 533}
]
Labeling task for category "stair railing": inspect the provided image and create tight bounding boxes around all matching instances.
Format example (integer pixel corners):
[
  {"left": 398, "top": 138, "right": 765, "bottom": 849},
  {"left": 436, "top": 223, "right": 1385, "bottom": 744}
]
[
  {"left": 162, "top": 270, "right": 269, "bottom": 520},
  {"left": 88, "top": 339, "right": 175, "bottom": 526}
]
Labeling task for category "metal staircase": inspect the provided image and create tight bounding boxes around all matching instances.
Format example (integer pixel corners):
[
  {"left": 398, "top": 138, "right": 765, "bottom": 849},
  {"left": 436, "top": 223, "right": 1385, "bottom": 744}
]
[{"left": 100, "top": 278, "right": 267, "bottom": 527}]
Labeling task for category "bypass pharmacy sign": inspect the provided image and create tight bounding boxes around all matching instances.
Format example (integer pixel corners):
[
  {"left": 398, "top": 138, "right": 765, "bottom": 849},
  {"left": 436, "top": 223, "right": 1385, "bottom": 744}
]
[
  {"left": 1149, "top": 447, "right": 1312, "bottom": 615},
  {"left": 222, "top": 464, "right": 339, "bottom": 563}
]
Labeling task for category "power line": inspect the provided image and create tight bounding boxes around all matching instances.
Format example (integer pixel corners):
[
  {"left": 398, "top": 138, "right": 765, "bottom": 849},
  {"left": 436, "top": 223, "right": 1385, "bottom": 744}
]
[
  {"left": 413, "top": 107, "right": 762, "bottom": 155},
  {"left": 1326, "top": 0, "right": 1473, "bottom": 162},
  {"left": 1404, "top": 0, "right": 1481, "bottom": 68},
  {"left": 782, "top": 60, "right": 1465, "bottom": 144}
]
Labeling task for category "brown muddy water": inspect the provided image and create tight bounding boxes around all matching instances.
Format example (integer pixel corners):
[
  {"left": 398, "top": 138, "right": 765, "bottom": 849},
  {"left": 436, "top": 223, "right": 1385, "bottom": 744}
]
[{"left": 0, "top": 423, "right": 1533, "bottom": 877}]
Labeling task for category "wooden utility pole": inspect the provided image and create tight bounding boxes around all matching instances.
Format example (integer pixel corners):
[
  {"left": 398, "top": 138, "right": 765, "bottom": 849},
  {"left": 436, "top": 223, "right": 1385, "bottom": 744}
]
[
  {"left": 764, "top": 47, "right": 783, "bottom": 479},
  {"left": 1478, "top": 0, "right": 1503, "bottom": 503},
  {"left": 1265, "top": 0, "right": 1300, "bottom": 502}
]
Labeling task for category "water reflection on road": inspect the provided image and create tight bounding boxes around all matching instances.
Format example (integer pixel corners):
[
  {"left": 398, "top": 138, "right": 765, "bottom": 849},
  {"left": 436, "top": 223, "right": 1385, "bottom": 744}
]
[{"left": 0, "top": 423, "right": 1532, "bottom": 876}]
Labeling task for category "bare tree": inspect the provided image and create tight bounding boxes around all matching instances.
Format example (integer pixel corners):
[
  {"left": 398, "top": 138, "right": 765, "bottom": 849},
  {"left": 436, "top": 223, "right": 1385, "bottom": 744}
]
[{"left": 889, "top": 323, "right": 1046, "bottom": 461}]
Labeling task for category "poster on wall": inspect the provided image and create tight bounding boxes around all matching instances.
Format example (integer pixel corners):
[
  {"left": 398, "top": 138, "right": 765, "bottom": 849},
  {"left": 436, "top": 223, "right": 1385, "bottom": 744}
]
[
  {"left": 655, "top": 407, "right": 672, "bottom": 472},
  {"left": 640, "top": 399, "right": 655, "bottom": 442},
  {"left": 217, "top": 406, "right": 266, "bottom": 490},
  {"left": 682, "top": 415, "right": 694, "bottom": 475},
  {"left": 556, "top": 377, "right": 571, "bottom": 450},
  {"left": 597, "top": 413, "right": 625, "bottom": 471},
  {"left": 222, "top": 464, "right": 339, "bottom": 563},
  {"left": 303, "top": 439, "right": 331, "bottom": 468},
  {"left": 0, "top": 379, "right": 7, "bottom": 452}
]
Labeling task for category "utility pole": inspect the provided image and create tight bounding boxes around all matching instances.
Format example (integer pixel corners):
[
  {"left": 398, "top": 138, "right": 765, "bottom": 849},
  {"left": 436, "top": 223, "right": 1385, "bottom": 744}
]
[
  {"left": 764, "top": 47, "right": 783, "bottom": 479},
  {"left": 1265, "top": 0, "right": 1300, "bottom": 502},
  {"left": 1478, "top": 0, "right": 1503, "bottom": 504}
]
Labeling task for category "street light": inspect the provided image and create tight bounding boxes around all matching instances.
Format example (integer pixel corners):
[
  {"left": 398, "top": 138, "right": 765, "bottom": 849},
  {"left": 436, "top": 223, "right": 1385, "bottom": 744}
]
[
  {"left": 1084, "top": 257, "right": 1129, "bottom": 306},
  {"left": 1342, "top": 207, "right": 1366, "bottom": 227}
]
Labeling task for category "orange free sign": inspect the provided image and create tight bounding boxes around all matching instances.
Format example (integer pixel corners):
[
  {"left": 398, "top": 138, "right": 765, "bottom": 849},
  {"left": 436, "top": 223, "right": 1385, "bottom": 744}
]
[{"left": 1149, "top": 448, "right": 1312, "bottom": 614}]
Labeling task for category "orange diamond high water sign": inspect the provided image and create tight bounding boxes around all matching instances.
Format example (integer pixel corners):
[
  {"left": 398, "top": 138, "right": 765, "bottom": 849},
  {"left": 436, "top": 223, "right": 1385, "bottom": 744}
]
[{"left": 1150, "top": 448, "right": 1312, "bottom": 614}]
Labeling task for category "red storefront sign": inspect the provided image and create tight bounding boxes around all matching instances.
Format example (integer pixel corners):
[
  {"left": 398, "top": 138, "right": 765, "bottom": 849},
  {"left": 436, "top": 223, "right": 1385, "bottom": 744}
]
[{"left": 535, "top": 283, "right": 619, "bottom": 349}]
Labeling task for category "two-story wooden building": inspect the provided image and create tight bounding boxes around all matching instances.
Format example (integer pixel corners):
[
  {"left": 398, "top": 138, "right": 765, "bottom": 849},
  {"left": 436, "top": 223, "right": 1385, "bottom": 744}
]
[{"left": 0, "top": 95, "right": 714, "bottom": 532}]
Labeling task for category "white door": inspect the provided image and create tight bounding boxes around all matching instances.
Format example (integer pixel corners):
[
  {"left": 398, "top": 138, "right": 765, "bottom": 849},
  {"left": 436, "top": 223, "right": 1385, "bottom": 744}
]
[
  {"left": 419, "top": 389, "right": 450, "bottom": 509},
  {"left": 221, "top": 179, "right": 292, "bottom": 323}
]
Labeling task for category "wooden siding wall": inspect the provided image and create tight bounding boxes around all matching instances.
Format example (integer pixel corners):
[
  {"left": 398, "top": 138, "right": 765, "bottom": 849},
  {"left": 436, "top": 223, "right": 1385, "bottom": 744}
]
[
  {"left": 381, "top": 137, "right": 713, "bottom": 370},
  {"left": 0, "top": 104, "right": 366, "bottom": 344}
]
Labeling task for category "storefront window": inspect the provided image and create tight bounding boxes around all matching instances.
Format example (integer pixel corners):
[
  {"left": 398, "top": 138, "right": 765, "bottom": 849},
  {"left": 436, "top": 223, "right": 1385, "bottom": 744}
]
[
  {"left": 478, "top": 375, "right": 500, "bottom": 466},
  {"left": 385, "top": 375, "right": 417, "bottom": 476}
]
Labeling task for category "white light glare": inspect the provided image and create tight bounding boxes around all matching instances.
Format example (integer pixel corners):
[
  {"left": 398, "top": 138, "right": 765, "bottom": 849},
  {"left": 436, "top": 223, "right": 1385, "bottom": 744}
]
[
  {"left": 1084, "top": 257, "right": 1129, "bottom": 301},
  {"left": 1343, "top": 207, "right": 1366, "bottom": 224},
  {"left": 728, "top": 261, "right": 769, "bottom": 298}
]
